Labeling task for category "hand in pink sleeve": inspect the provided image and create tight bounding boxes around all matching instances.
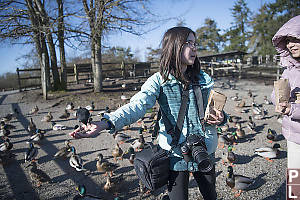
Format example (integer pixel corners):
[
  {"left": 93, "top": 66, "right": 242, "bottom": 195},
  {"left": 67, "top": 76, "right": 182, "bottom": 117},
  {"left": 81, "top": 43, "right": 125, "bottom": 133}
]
[{"left": 69, "top": 121, "right": 108, "bottom": 139}]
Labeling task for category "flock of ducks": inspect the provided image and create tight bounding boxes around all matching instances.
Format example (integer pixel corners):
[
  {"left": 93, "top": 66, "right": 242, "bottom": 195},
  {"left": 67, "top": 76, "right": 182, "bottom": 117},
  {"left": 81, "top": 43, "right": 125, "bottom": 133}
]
[{"left": 217, "top": 89, "right": 283, "bottom": 197}]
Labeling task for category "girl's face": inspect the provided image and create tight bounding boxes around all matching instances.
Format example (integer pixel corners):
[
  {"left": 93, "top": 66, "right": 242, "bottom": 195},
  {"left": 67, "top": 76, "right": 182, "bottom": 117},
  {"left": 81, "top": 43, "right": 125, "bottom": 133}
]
[
  {"left": 181, "top": 33, "right": 197, "bottom": 67},
  {"left": 286, "top": 36, "right": 300, "bottom": 58}
]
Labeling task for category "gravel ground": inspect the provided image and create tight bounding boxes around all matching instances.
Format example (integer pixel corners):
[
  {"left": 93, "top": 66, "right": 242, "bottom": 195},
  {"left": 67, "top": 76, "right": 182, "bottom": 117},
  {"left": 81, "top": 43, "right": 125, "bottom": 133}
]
[{"left": 0, "top": 76, "right": 286, "bottom": 200}]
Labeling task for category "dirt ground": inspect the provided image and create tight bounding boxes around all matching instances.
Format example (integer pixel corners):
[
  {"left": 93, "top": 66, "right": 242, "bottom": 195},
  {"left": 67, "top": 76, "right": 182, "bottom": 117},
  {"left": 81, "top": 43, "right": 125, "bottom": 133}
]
[{"left": 0, "top": 75, "right": 286, "bottom": 200}]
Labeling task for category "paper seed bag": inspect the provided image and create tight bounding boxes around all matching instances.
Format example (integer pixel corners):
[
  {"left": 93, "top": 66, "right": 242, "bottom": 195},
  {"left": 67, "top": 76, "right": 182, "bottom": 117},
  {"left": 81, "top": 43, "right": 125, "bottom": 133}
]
[
  {"left": 274, "top": 79, "right": 290, "bottom": 109},
  {"left": 204, "top": 90, "right": 227, "bottom": 121}
]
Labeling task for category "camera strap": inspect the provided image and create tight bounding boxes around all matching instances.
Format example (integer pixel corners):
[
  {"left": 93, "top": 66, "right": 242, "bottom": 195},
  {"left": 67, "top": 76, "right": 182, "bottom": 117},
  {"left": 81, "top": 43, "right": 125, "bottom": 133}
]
[{"left": 193, "top": 85, "right": 205, "bottom": 132}]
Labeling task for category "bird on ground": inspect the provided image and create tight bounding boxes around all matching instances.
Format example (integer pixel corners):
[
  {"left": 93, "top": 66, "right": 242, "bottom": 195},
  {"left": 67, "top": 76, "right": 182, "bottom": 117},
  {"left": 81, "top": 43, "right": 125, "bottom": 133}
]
[
  {"left": 26, "top": 160, "right": 51, "bottom": 187},
  {"left": 236, "top": 100, "right": 246, "bottom": 108},
  {"left": 113, "top": 131, "right": 131, "bottom": 144},
  {"left": 28, "top": 118, "right": 37, "bottom": 135},
  {"left": 1, "top": 113, "right": 15, "bottom": 122},
  {"left": 25, "top": 142, "right": 38, "bottom": 163},
  {"left": 95, "top": 153, "right": 119, "bottom": 177},
  {"left": 27, "top": 129, "right": 45, "bottom": 145},
  {"left": 123, "top": 147, "right": 135, "bottom": 164},
  {"left": 69, "top": 146, "right": 85, "bottom": 171},
  {"left": 230, "top": 93, "right": 239, "bottom": 101},
  {"left": 218, "top": 133, "right": 235, "bottom": 149},
  {"left": 222, "top": 145, "right": 236, "bottom": 167},
  {"left": 247, "top": 90, "right": 253, "bottom": 98},
  {"left": 246, "top": 116, "right": 256, "bottom": 133},
  {"left": 131, "top": 129, "right": 145, "bottom": 151},
  {"left": 226, "top": 166, "right": 255, "bottom": 197},
  {"left": 0, "top": 128, "right": 10, "bottom": 139},
  {"left": 219, "top": 124, "right": 229, "bottom": 133},
  {"left": 236, "top": 123, "right": 246, "bottom": 139},
  {"left": 120, "top": 93, "right": 128, "bottom": 102},
  {"left": 266, "top": 128, "right": 278, "bottom": 143},
  {"left": 75, "top": 185, "right": 102, "bottom": 199},
  {"left": 264, "top": 96, "right": 272, "bottom": 105},
  {"left": 59, "top": 109, "right": 70, "bottom": 119},
  {"left": 66, "top": 102, "right": 74, "bottom": 111},
  {"left": 29, "top": 105, "right": 39, "bottom": 115},
  {"left": 103, "top": 174, "right": 124, "bottom": 196},
  {"left": 85, "top": 102, "right": 95, "bottom": 112},
  {"left": 0, "top": 138, "right": 13, "bottom": 153},
  {"left": 41, "top": 112, "right": 53, "bottom": 122},
  {"left": 254, "top": 143, "right": 281, "bottom": 162},
  {"left": 51, "top": 122, "right": 67, "bottom": 131},
  {"left": 112, "top": 143, "right": 123, "bottom": 162},
  {"left": 0, "top": 121, "right": 16, "bottom": 130},
  {"left": 54, "top": 140, "right": 72, "bottom": 159}
]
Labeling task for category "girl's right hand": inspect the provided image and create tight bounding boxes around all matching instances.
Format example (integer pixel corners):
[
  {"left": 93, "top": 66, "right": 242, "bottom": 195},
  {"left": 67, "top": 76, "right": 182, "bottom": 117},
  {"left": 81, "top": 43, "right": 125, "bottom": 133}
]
[{"left": 69, "top": 121, "right": 108, "bottom": 139}]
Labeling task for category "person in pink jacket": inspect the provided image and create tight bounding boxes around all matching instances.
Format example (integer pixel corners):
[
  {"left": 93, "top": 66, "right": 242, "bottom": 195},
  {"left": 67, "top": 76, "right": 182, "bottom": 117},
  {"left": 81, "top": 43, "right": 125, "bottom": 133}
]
[{"left": 272, "top": 15, "right": 300, "bottom": 170}]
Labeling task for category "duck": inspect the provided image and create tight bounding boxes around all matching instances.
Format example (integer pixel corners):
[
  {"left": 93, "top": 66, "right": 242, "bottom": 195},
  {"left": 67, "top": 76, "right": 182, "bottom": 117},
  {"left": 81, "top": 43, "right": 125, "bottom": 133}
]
[
  {"left": 254, "top": 143, "right": 281, "bottom": 161},
  {"left": 264, "top": 96, "right": 272, "bottom": 105},
  {"left": 218, "top": 134, "right": 234, "bottom": 149},
  {"left": 247, "top": 89, "right": 253, "bottom": 98},
  {"left": 226, "top": 166, "right": 255, "bottom": 197},
  {"left": 0, "top": 138, "right": 13, "bottom": 153},
  {"left": 227, "top": 132, "right": 238, "bottom": 145},
  {"left": 75, "top": 185, "right": 102, "bottom": 199},
  {"left": 236, "top": 123, "right": 246, "bottom": 139},
  {"left": 51, "top": 122, "right": 67, "bottom": 131},
  {"left": 59, "top": 109, "right": 70, "bottom": 119},
  {"left": 26, "top": 160, "right": 51, "bottom": 187},
  {"left": 66, "top": 102, "right": 74, "bottom": 111},
  {"left": 103, "top": 174, "right": 124, "bottom": 195},
  {"left": 69, "top": 146, "right": 85, "bottom": 171},
  {"left": 85, "top": 102, "right": 95, "bottom": 112},
  {"left": 0, "top": 128, "right": 10, "bottom": 139},
  {"left": 246, "top": 116, "right": 256, "bottom": 132},
  {"left": 120, "top": 93, "right": 128, "bottom": 102},
  {"left": 1, "top": 113, "right": 15, "bottom": 122},
  {"left": 1, "top": 121, "right": 16, "bottom": 130},
  {"left": 266, "top": 128, "right": 278, "bottom": 143},
  {"left": 122, "top": 147, "right": 135, "bottom": 164},
  {"left": 29, "top": 105, "right": 39, "bottom": 115},
  {"left": 222, "top": 145, "right": 236, "bottom": 166},
  {"left": 25, "top": 142, "right": 38, "bottom": 163},
  {"left": 113, "top": 131, "right": 130, "bottom": 144},
  {"left": 131, "top": 129, "right": 145, "bottom": 151},
  {"left": 41, "top": 112, "right": 53, "bottom": 122},
  {"left": 54, "top": 140, "right": 72, "bottom": 159},
  {"left": 28, "top": 117, "right": 37, "bottom": 135},
  {"left": 27, "top": 129, "right": 45, "bottom": 144},
  {"left": 236, "top": 100, "right": 246, "bottom": 108},
  {"left": 112, "top": 143, "right": 123, "bottom": 162},
  {"left": 230, "top": 93, "right": 239, "bottom": 101},
  {"left": 96, "top": 153, "right": 119, "bottom": 176},
  {"left": 219, "top": 124, "right": 229, "bottom": 133}
]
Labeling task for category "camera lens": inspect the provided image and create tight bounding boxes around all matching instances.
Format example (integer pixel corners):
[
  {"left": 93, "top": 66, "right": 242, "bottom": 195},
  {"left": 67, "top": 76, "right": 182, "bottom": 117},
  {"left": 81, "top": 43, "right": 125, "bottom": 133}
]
[{"left": 191, "top": 146, "right": 213, "bottom": 172}]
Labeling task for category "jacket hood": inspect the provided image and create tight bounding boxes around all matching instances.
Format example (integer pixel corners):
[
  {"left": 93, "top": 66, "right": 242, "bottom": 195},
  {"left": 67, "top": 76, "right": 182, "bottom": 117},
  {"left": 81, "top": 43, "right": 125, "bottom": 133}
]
[{"left": 272, "top": 15, "right": 300, "bottom": 68}]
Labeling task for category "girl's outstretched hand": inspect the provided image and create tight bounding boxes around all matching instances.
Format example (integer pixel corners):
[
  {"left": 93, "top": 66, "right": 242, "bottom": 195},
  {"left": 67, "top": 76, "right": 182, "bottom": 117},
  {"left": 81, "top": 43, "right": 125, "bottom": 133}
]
[
  {"left": 206, "top": 108, "right": 224, "bottom": 125},
  {"left": 69, "top": 121, "right": 108, "bottom": 139},
  {"left": 275, "top": 102, "right": 291, "bottom": 115}
]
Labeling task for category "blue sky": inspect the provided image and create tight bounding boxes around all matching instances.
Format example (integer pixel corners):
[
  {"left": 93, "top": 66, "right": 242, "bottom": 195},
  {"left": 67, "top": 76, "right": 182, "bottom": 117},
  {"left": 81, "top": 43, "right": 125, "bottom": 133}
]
[{"left": 0, "top": 0, "right": 274, "bottom": 75}]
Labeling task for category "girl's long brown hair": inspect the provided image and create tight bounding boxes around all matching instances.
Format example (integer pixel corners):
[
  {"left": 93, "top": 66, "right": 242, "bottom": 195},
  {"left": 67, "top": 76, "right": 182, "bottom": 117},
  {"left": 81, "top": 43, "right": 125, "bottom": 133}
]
[{"left": 159, "top": 27, "right": 201, "bottom": 84}]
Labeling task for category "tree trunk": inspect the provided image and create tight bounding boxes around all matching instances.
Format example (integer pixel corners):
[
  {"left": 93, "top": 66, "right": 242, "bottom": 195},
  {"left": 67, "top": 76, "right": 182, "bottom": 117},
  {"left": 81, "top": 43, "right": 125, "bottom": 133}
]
[{"left": 93, "top": 37, "right": 102, "bottom": 92}]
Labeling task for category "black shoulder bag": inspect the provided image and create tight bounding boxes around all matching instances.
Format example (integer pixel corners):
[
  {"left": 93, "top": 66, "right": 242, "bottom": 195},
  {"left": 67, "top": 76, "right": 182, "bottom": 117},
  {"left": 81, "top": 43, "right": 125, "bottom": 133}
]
[{"left": 134, "top": 85, "right": 190, "bottom": 192}]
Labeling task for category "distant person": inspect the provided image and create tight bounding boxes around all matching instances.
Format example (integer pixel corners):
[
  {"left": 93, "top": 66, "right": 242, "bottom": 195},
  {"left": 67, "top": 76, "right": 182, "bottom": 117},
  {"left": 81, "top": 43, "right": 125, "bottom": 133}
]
[
  {"left": 271, "top": 15, "right": 300, "bottom": 169},
  {"left": 69, "top": 26, "right": 227, "bottom": 200}
]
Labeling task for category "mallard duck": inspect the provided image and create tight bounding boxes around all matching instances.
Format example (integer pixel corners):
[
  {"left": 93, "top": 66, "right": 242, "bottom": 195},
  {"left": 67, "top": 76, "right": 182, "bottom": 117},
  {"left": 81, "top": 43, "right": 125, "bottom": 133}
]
[
  {"left": 51, "top": 122, "right": 67, "bottom": 131},
  {"left": 96, "top": 153, "right": 119, "bottom": 176},
  {"left": 27, "top": 129, "right": 45, "bottom": 144},
  {"left": 131, "top": 129, "right": 145, "bottom": 151},
  {"left": 54, "top": 140, "right": 72, "bottom": 159},
  {"left": 25, "top": 143, "right": 38, "bottom": 163},
  {"left": 0, "top": 138, "right": 13, "bottom": 153},
  {"left": 254, "top": 143, "right": 280, "bottom": 162},
  {"left": 41, "top": 112, "right": 53, "bottom": 122},
  {"left": 75, "top": 185, "right": 102, "bottom": 199},
  {"left": 1, "top": 113, "right": 15, "bottom": 122},
  {"left": 29, "top": 105, "right": 39, "bottom": 115},
  {"left": 1, "top": 121, "right": 16, "bottom": 130},
  {"left": 113, "top": 131, "right": 130, "bottom": 144},
  {"left": 66, "top": 102, "right": 74, "bottom": 111},
  {"left": 226, "top": 166, "right": 255, "bottom": 197},
  {"left": 252, "top": 106, "right": 262, "bottom": 115},
  {"left": 222, "top": 146, "right": 236, "bottom": 166},
  {"left": 227, "top": 132, "right": 238, "bottom": 145},
  {"left": 266, "top": 128, "right": 278, "bottom": 143},
  {"left": 0, "top": 128, "right": 10, "bottom": 138},
  {"left": 69, "top": 146, "right": 85, "bottom": 171},
  {"left": 218, "top": 134, "right": 233, "bottom": 149},
  {"left": 85, "top": 102, "right": 95, "bottom": 112},
  {"left": 219, "top": 124, "right": 229, "bottom": 133},
  {"left": 59, "top": 109, "right": 70, "bottom": 119},
  {"left": 26, "top": 160, "right": 51, "bottom": 187},
  {"left": 28, "top": 117, "right": 37, "bottom": 135},
  {"left": 103, "top": 174, "right": 124, "bottom": 195},
  {"left": 122, "top": 147, "right": 135, "bottom": 164},
  {"left": 236, "top": 123, "right": 246, "bottom": 139},
  {"left": 246, "top": 116, "right": 256, "bottom": 132},
  {"left": 112, "top": 143, "right": 123, "bottom": 162}
]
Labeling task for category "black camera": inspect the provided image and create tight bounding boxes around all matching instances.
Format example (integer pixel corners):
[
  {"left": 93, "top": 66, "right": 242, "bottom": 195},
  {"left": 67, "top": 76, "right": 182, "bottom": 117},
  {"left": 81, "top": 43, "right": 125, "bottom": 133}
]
[{"left": 181, "top": 134, "right": 213, "bottom": 173}]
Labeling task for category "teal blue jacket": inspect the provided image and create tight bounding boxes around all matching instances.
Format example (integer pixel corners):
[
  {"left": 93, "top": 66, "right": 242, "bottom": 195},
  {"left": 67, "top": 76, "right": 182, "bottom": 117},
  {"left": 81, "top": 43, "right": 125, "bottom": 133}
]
[{"left": 104, "top": 71, "right": 224, "bottom": 171}]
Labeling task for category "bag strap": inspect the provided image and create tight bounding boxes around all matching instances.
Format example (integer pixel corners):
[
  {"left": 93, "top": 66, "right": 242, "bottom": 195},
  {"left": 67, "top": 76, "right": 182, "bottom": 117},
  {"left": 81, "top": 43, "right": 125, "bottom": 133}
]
[{"left": 193, "top": 85, "right": 205, "bottom": 132}]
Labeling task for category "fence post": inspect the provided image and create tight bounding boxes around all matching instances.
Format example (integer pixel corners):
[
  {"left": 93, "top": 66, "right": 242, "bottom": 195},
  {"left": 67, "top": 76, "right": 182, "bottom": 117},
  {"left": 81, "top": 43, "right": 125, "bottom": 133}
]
[
  {"left": 121, "top": 61, "right": 125, "bottom": 79},
  {"left": 238, "top": 64, "right": 242, "bottom": 79},
  {"left": 16, "top": 68, "right": 22, "bottom": 92},
  {"left": 276, "top": 65, "right": 280, "bottom": 80},
  {"left": 210, "top": 61, "right": 214, "bottom": 77},
  {"left": 41, "top": 53, "right": 48, "bottom": 100},
  {"left": 74, "top": 64, "right": 79, "bottom": 84}
]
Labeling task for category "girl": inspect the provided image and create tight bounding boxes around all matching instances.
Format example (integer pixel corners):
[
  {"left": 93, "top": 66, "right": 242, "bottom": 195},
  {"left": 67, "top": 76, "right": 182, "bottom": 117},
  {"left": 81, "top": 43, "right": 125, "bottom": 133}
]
[
  {"left": 69, "top": 27, "right": 226, "bottom": 200},
  {"left": 271, "top": 15, "right": 300, "bottom": 169}
]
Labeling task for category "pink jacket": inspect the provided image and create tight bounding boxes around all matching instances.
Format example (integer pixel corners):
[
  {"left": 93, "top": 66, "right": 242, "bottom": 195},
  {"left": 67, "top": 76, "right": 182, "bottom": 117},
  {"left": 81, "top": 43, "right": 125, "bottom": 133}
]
[{"left": 271, "top": 15, "right": 300, "bottom": 144}]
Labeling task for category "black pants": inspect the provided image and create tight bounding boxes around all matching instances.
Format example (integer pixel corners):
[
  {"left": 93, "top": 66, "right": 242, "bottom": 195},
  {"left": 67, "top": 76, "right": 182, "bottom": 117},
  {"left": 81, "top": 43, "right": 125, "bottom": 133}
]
[{"left": 167, "top": 166, "right": 216, "bottom": 200}]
